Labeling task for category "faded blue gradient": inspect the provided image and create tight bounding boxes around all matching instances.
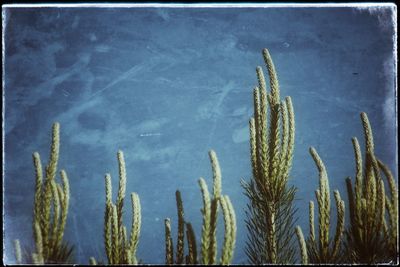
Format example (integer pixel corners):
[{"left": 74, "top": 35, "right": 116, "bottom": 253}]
[{"left": 3, "top": 6, "right": 397, "bottom": 264}]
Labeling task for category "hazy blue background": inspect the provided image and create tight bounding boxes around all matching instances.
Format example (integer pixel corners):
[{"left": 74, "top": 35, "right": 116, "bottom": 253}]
[{"left": 3, "top": 5, "right": 397, "bottom": 264}]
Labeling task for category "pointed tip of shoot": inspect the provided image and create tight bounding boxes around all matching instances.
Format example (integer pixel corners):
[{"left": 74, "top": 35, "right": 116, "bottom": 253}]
[
  {"left": 208, "top": 149, "right": 216, "bottom": 158},
  {"left": 53, "top": 121, "right": 60, "bottom": 129},
  {"left": 262, "top": 48, "right": 270, "bottom": 56},
  {"left": 360, "top": 112, "right": 367, "bottom": 120}
]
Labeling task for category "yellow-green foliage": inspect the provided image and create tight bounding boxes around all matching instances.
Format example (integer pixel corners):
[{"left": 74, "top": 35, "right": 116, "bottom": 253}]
[
  {"left": 295, "top": 225, "right": 308, "bottom": 264},
  {"left": 295, "top": 148, "right": 346, "bottom": 264},
  {"left": 242, "top": 48, "right": 297, "bottom": 264},
  {"left": 14, "top": 239, "right": 22, "bottom": 264},
  {"left": 199, "top": 150, "right": 236, "bottom": 265},
  {"left": 164, "top": 190, "right": 197, "bottom": 265},
  {"left": 14, "top": 122, "right": 73, "bottom": 264},
  {"left": 89, "top": 257, "right": 97, "bottom": 265},
  {"left": 164, "top": 217, "right": 174, "bottom": 264},
  {"left": 92, "top": 150, "right": 141, "bottom": 265},
  {"left": 165, "top": 150, "right": 236, "bottom": 265},
  {"left": 345, "top": 112, "right": 398, "bottom": 264}
]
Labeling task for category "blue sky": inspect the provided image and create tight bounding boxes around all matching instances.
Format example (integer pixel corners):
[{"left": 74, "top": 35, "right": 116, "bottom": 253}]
[{"left": 2, "top": 4, "right": 397, "bottom": 264}]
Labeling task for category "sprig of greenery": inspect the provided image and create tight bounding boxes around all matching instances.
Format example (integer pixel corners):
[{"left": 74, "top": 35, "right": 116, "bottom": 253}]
[{"left": 242, "top": 48, "right": 297, "bottom": 264}]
